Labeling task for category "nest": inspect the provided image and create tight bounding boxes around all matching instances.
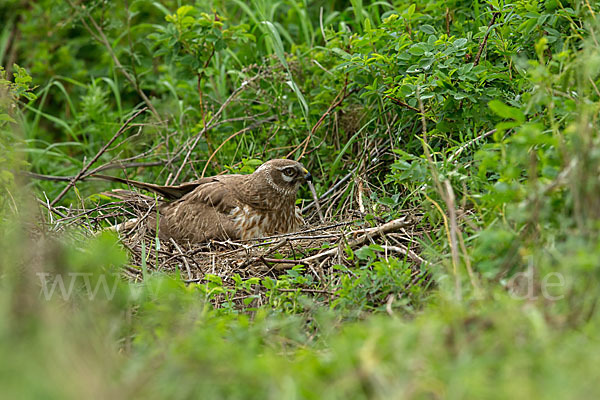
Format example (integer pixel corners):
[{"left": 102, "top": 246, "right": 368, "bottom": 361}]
[
  {"left": 118, "top": 216, "right": 424, "bottom": 276},
  {"left": 40, "top": 188, "right": 430, "bottom": 309}
]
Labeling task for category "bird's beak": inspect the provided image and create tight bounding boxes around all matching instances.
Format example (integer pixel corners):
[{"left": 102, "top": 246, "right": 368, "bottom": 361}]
[{"left": 302, "top": 168, "right": 312, "bottom": 182}]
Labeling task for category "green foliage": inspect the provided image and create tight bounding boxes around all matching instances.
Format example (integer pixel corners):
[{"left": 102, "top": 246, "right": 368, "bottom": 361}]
[
  {"left": 333, "top": 250, "right": 431, "bottom": 314},
  {"left": 0, "top": 64, "right": 37, "bottom": 214},
  {"left": 153, "top": 6, "right": 253, "bottom": 80},
  {"left": 2, "top": 0, "right": 600, "bottom": 397}
]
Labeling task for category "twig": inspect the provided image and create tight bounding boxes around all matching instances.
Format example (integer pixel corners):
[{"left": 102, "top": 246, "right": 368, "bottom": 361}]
[
  {"left": 385, "top": 95, "right": 421, "bottom": 112},
  {"left": 37, "top": 198, "right": 67, "bottom": 218},
  {"left": 276, "top": 288, "right": 335, "bottom": 295},
  {"left": 357, "top": 178, "right": 365, "bottom": 214},
  {"left": 298, "top": 217, "right": 413, "bottom": 263},
  {"left": 269, "top": 242, "right": 425, "bottom": 271},
  {"left": 473, "top": 11, "right": 501, "bottom": 67},
  {"left": 302, "top": 169, "right": 355, "bottom": 213},
  {"left": 216, "top": 233, "right": 342, "bottom": 258},
  {"left": 447, "top": 129, "right": 496, "bottom": 162},
  {"left": 377, "top": 245, "right": 426, "bottom": 265},
  {"left": 170, "top": 238, "right": 193, "bottom": 280},
  {"left": 28, "top": 114, "right": 277, "bottom": 186},
  {"left": 443, "top": 180, "right": 463, "bottom": 294},
  {"left": 386, "top": 294, "right": 396, "bottom": 317},
  {"left": 26, "top": 161, "right": 166, "bottom": 182},
  {"left": 288, "top": 76, "right": 355, "bottom": 159},
  {"left": 302, "top": 135, "right": 390, "bottom": 214},
  {"left": 66, "top": 1, "right": 162, "bottom": 122},
  {"left": 50, "top": 107, "right": 148, "bottom": 207},
  {"left": 173, "top": 74, "right": 263, "bottom": 182},
  {"left": 262, "top": 258, "right": 307, "bottom": 265},
  {"left": 200, "top": 116, "right": 277, "bottom": 178},
  {"left": 197, "top": 44, "right": 216, "bottom": 127},
  {"left": 239, "top": 221, "right": 356, "bottom": 242},
  {"left": 307, "top": 181, "right": 324, "bottom": 223},
  {"left": 416, "top": 88, "right": 461, "bottom": 300}
]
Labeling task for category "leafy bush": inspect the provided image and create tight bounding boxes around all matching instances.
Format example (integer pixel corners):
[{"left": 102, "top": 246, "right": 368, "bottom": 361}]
[{"left": 1, "top": 0, "right": 600, "bottom": 398}]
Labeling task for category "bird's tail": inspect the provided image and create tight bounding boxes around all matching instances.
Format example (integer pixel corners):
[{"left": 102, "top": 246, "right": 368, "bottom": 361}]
[
  {"left": 102, "top": 188, "right": 156, "bottom": 203},
  {"left": 92, "top": 174, "right": 201, "bottom": 200}
]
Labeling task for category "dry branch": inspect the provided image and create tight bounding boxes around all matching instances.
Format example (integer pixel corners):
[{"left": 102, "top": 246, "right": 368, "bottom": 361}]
[
  {"left": 66, "top": 1, "right": 162, "bottom": 121},
  {"left": 50, "top": 107, "right": 148, "bottom": 207},
  {"left": 299, "top": 217, "right": 413, "bottom": 263},
  {"left": 473, "top": 12, "right": 501, "bottom": 67}
]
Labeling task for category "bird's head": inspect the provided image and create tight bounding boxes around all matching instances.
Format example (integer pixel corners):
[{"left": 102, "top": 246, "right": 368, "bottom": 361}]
[{"left": 254, "top": 159, "right": 311, "bottom": 196}]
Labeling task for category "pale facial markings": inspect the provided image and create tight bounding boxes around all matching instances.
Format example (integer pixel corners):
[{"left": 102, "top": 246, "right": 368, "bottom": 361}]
[
  {"left": 281, "top": 174, "right": 294, "bottom": 183},
  {"left": 264, "top": 173, "right": 297, "bottom": 196}
]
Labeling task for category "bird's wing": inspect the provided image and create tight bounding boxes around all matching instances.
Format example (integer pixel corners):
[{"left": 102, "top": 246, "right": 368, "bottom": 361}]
[
  {"left": 175, "top": 175, "right": 245, "bottom": 214},
  {"left": 156, "top": 175, "right": 247, "bottom": 241}
]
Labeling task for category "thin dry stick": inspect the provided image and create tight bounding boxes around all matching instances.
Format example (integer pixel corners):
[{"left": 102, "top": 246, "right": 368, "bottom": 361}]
[
  {"left": 288, "top": 76, "right": 353, "bottom": 159},
  {"left": 227, "top": 221, "right": 355, "bottom": 245},
  {"left": 27, "top": 161, "right": 166, "bottom": 183},
  {"left": 174, "top": 75, "right": 263, "bottom": 182},
  {"left": 37, "top": 198, "right": 67, "bottom": 219},
  {"left": 262, "top": 258, "right": 308, "bottom": 265},
  {"left": 30, "top": 115, "right": 269, "bottom": 184},
  {"left": 202, "top": 126, "right": 253, "bottom": 177},
  {"left": 443, "top": 181, "right": 480, "bottom": 293},
  {"left": 307, "top": 181, "right": 325, "bottom": 223},
  {"left": 357, "top": 160, "right": 366, "bottom": 214},
  {"left": 443, "top": 180, "right": 464, "bottom": 295},
  {"left": 357, "top": 182, "right": 365, "bottom": 213},
  {"left": 416, "top": 88, "right": 461, "bottom": 300},
  {"left": 473, "top": 11, "right": 501, "bottom": 67},
  {"left": 378, "top": 245, "right": 425, "bottom": 265},
  {"left": 199, "top": 116, "right": 277, "bottom": 179},
  {"left": 448, "top": 129, "right": 497, "bottom": 162},
  {"left": 214, "top": 233, "right": 341, "bottom": 258},
  {"left": 385, "top": 95, "right": 421, "bottom": 112},
  {"left": 67, "top": 0, "right": 161, "bottom": 122},
  {"left": 301, "top": 139, "right": 388, "bottom": 213},
  {"left": 277, "top": 288, "right": 334, "bottom": 295},
  {"left": 385, "top": 294, "right": 396, "bottom": 317},
  {"left": 456, "top": 220, "right": 481, "bottom": 295},
  {"left": 197, "top": 44, "right": 216, "bottom": 128},
  {"left": 50, "top": 107, "right": 148, "bottom": 207},
  {"left": 302, "top": 169, "right": 354, "bottom": 212},
  {"left": 170, "top": 238, "right": 193, "bottom": 280},
  {"left": 298, "top": 217, "right": 412, "bottom": 263},
  {"left": 416, "top": 88, "right": 444, "bottom": 195}
]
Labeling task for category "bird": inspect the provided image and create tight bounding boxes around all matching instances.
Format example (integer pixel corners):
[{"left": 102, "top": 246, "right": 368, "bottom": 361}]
[{"left": 97, "top": 159, "right": 312, "bottom": 243}]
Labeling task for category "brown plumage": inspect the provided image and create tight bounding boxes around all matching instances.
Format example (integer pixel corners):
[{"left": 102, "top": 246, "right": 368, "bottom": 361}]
[{"left": 98, "top": 159, "right": 311, "bottom": 242}]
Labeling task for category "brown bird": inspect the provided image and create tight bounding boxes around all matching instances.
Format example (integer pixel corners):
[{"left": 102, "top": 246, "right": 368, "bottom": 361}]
[{"left": 98, "top": 159, "right": 311, "bottom": 242}]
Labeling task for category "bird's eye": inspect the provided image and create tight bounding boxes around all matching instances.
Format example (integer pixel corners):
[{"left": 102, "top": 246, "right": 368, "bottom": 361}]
[{"left": 282, "top": 168, "right": 296, "bottom": 176}]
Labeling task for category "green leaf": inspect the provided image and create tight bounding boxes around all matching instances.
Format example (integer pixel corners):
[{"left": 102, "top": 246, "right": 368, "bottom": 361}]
[
  {"left": 205, "top": 274, "right": 223, "bottom": 286},
  {"left": 488, "top": 100, "right": 525, "bottom": 123},
  {"left": 419, "top": 24, "right": 436, "bottom": 35},
  {"left": 454, "top": 38, "right": 468, "bottom": 48},
  {"left": 355, "top": 245, "right": 378, "bottom": 260},
  {"left": 0, "top": 113, "right": 16, "bottom": 123},
  {"left": 409, "top": 44, "right": 426, "bottom": 56}
]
